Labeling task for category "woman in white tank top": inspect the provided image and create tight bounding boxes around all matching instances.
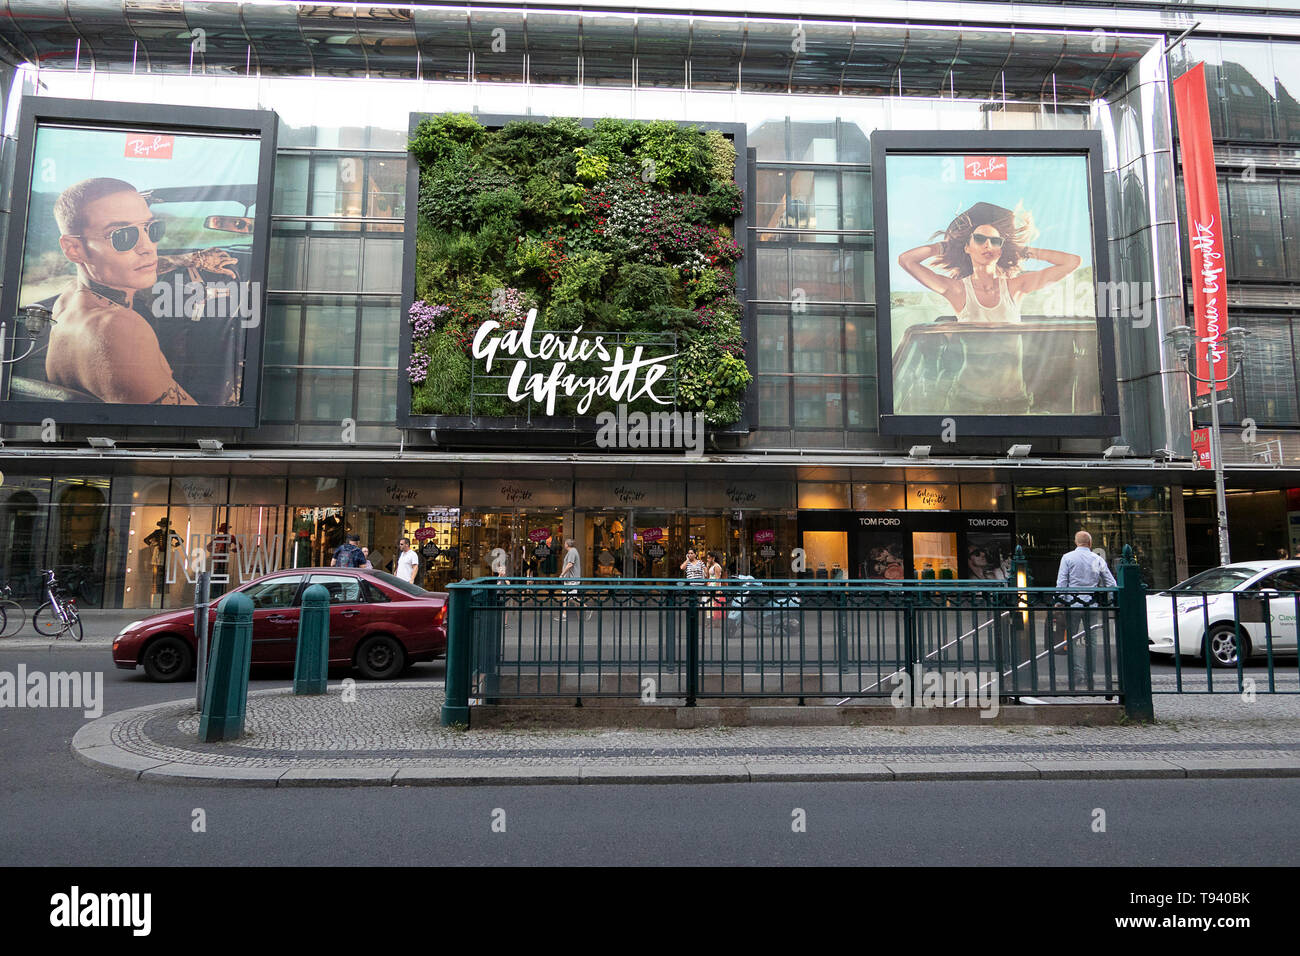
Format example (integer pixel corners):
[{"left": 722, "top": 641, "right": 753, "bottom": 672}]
[{"left": 897, "top": 202, "right": 1082, "bottom": 414}]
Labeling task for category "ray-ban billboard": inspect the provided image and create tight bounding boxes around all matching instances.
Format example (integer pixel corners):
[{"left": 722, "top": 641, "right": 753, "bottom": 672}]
[
  {"left": 872, "top": 131, "right": 1120, "bottom": 437},
  {"left": 0, "top": 98, "right": 277, "bottom": 427}
]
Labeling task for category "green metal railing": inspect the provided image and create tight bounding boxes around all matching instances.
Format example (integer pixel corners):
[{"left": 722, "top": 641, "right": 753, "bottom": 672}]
[{"left": 440, "top": 547, "right": 1156, "bottom": 724}]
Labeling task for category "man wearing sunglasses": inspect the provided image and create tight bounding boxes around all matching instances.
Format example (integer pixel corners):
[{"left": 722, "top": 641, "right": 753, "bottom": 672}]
[{"left": 45, "top": 177, "right": 236, "bottom": 405}]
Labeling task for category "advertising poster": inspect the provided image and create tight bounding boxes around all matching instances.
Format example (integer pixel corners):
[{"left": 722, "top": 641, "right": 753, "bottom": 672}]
[
  {"left": 872, "top": 133, "right": 1117, "bottom": 436},
  {"left": 1, "top": 99, "right": 276, "bottom": 426}
]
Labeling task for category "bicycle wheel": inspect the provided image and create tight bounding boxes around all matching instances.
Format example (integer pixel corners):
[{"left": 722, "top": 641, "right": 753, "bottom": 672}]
[
  {"left": 33, "top": 602, "right": 70, "bottom": 637},
  {"left": 0, "top": 601, "right": 26, "bottom": 637}
]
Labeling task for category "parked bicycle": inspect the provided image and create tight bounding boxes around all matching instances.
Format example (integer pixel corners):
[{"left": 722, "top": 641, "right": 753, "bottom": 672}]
[
  {"left": 0, "top": 583, "right": 25, "bottom": 638},
  {"left": 32, "top": 569, "right": 83, "bottom": 641}
]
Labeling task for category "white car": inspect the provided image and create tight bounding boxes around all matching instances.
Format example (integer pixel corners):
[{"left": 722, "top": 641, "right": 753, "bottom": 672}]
[{"left": 1146, "top": 561, "right": 1300, "bottom": 667}]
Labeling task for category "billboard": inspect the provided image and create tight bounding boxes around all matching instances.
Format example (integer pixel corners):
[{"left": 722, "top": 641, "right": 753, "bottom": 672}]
[
  {"left": 872, "top": 132, "right": 1120, "bottom": 437},
  {"left": 0, "top": 98, "right": 278, "bottom": 427}
]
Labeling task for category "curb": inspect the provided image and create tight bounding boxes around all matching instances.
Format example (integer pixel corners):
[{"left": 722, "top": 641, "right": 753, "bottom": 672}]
[{"left": 69, "top": 692, "right": 1300, "bottom": 787}]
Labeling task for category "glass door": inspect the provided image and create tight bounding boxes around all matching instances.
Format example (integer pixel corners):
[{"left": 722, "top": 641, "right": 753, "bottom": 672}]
[{"left": 587, "top": 512, "right": 628, "bottom": 578}]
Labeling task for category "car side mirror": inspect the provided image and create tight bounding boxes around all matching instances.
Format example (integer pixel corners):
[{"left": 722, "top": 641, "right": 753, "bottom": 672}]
[{"left": 204, "top": 214, "right": 254, "bottom": 235}]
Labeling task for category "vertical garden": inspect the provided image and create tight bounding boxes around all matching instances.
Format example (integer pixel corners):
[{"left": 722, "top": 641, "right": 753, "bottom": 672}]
[{"left": 405, "top": 114, "right": 750, "bottom": 425}]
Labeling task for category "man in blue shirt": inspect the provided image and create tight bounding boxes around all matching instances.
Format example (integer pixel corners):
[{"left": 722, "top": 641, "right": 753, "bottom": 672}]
[
  {"left": 1056, "top": 530, "right": 1117, "bottom": 687},
  {"left": 331, "top": 534, "right": 366, "bottom": 569}
]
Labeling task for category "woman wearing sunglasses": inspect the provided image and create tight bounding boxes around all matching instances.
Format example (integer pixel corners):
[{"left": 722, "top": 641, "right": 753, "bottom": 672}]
[{"left": 897, "top": 201, "right": 1081, "bottom": 413}]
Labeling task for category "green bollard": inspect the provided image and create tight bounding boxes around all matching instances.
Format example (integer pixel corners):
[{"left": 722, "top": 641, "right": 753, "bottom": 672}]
[
  {"left": 1117, "top": 544, "right": 1155, "bottom": 721},
  {"left": 441, "top": 585, "right": 471, "bottom": 727},
  {"left": 198, "top": 592, "right": 254, "bottom": 742},
  {"left": 294, "top": 583, "right": 330, "bottom": 695}
]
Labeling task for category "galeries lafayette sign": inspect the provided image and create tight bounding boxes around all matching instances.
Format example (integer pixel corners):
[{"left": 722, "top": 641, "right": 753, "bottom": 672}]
[{"left": 472, "top": 309, "right": 675, "bottom": 415}]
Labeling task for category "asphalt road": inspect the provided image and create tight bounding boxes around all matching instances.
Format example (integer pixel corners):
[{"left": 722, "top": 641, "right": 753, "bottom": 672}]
[{"left": 2, "top": 645, "right": 1299, "bottom": 866}]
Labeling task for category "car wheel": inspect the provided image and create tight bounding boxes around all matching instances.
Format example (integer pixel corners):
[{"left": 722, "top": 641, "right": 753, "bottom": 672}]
[
  {"left": 355, "top": 634, "right": 405, "bottom": 680},
  {"left": 143, "top": 635, "right": 194, "bottom": 682},
  {"left": 1204, "top": 624, "right": 1248, "bottom": 669}
]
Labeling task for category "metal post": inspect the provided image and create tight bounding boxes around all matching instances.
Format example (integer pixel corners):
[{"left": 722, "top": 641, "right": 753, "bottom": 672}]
[
  {"left": 194, "top": 570, "right": 211, "bottom": 712},
  {"left": 1207, "top": 340, "right": 1231, "bottom": 565},
  {"left": 1117, "top": 545, "right": 1155, "bottom": 721},
  {"left": 198, "top": 592, "right": 253, "bottom": 742},
  {"left": 293, "top": 583, "right": 330, "bottom": 695},
  {"left": 684, "top": 585, "right": 698, "bottom": 707},
  {"left": 441, "top": 585, "right": 472, "bottom": 726}
]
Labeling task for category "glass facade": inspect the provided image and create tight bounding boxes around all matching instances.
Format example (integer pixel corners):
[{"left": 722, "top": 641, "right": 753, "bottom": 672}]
[{"left": 0, "top": 3, "right": 1296, "bottom": 605}]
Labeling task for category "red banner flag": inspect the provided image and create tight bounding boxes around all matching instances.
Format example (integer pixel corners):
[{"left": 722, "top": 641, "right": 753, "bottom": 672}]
[{"left": 1172, "top": 63, "right": 1228, "bottom": 395}]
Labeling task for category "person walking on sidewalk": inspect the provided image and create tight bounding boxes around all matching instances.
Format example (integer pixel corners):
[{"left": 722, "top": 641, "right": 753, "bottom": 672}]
[
  {"left": 395, "top": 537, "right": 419, "bottom": 583},
  {"left": 1055, "top": 530, "right": 1116, "bottom": 687},
  {"left": 557, "top": 537, "right": 592, "bottom": 623},
  {"left": 331, "top": 534, "right": 366, "bottom": 569}
]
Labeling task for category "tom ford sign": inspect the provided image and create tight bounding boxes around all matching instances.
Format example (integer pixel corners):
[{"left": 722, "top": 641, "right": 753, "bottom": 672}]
[{"left": 472, "top": 310, "right": 675, "bottom": 415}]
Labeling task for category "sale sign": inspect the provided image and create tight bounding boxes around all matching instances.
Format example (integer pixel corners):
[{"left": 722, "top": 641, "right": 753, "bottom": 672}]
[
  {"left": 964, "top": 156, "right": 1007, "bottom": 180},
  {"left": 1191, "top": 427, "right": 1213, "bottom": 470},
  {"left": 413, "top": 527, "right": 438, "bottom": 542},
  {"left": 125, "top": 133, "right": 175, "bottom": 159},
  {"left": 1173, "top": 63, "right": 1229, "bottom": 395},
  {"left": 528, "top": 528, "right": 551, "bottom": 542},
  {"left": 753, "top": 529, "right": 775, "bottom": 544},
  {"left": 640, "top": 527, "right": 663, "bottom": 542}
]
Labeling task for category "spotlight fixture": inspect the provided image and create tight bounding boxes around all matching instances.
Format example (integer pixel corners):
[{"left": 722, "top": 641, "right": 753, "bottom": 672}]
[
  {"left": 1006, "top": 444, "right": 1032, "bottom": 458},
  {"left": 1103, "top": 444, "right": 1132, "bottom": 459},
  {"left": 908, "top": 445, "right": 931, "bottom": 459},
  {"left": 197, "top": 439, "right": 223, "bottom": 452},
  {"left": 87, "top": 437, "right": 116, "bottom": 449}
]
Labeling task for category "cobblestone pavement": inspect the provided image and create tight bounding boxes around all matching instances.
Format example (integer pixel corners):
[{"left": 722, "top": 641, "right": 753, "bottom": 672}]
[{"left": 71, "top": 681, "right": 1300, "bottom": 784}]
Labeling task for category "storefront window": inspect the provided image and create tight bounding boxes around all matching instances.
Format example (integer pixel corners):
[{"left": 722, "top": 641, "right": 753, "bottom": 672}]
[
  {"left": 49, "top": 478, "right": 110, "bottom": 607},
  {"left": 960, "top": 483, "right": 1013, "bottom": 511},
  {"left": 798, "top": 482, "right": 850, "bottom": 509},
  {"left": 0, "top": 475, "right": 51, "bottom": 602},
  {"left": 853, "top": 484, "right": 905, "bottom": 510}
]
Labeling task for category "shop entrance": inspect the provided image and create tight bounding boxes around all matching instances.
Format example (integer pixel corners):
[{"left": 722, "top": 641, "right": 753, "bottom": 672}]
[
  {"left": 461, "top": 510, "right": 565, "bottom": 578},
  {"left": 801, "top": 511, "right": 1015, "bottom": 580}
]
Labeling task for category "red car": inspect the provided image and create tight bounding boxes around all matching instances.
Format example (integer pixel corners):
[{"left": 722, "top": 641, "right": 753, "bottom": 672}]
[{"left": 112, "top": 568, "right": 448, "bottom": 682}]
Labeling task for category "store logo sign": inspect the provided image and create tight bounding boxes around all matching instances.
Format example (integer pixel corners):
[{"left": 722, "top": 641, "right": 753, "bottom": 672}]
[
  {"left": 614, "top": 485, "right": 647, "bottom": 504},
  {"left": 472, "top": 309, "right": 675, "bottom": 415},
  {"left": 125, "top": 133, "right": 174, "bottom": 159},
  {"left": 384, "top": 482, "right": 419, "bottom": 503},
  {"left": 501, "top": 483, "right": 533, "bottom": 503},
  {"left": 726, "top": 486, "right": 757, "bottom": 504},
  {"left": 964, "top": 156, "right": 1007, "bottom": 180}
]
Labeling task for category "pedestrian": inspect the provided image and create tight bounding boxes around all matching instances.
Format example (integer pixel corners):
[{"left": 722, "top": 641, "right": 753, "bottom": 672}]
[
  {"left": 557, "top": 537, "right": 591, "bottom": 622},
  {"left": 395, "top": 537, "right": 419, "bottom": 583},
  {"left": 330, "top": 533, "right": 366, "bottom": 568},
  {"left": 705, "top": 551, "right": 725, "bottom": 626},
  {"left": 680, "top": 548, "right": 705, "bottom": 582},
  {"left": 360, "top": 547, "right": 373, "bottom": 570},
  {"left": 1055, "top": 530, "right": 1117, "bottom": 687}
]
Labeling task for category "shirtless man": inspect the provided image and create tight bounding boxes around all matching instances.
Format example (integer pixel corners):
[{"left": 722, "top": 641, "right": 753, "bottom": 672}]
[{"left": 46, "top": 177, "right": 235, "bottom": 404}]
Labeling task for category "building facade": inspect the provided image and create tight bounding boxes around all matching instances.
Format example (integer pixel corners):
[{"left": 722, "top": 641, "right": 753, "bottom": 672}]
[{"left": 0, "top": 0, "right": 1296, "bottom": 609}]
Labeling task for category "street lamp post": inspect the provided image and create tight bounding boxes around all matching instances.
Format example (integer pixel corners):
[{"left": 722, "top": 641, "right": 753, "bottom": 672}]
[
  {"left": 0, "top": 304, "right": 54, "bottom": 366},
  {"left": 1165, "top": 324, "right": 1251, "bottom": 566}
]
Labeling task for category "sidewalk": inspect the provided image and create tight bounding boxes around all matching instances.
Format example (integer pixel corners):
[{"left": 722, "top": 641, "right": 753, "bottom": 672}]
[
  {"left": 73, "top": 682, "right": 1300, "bottom": 786},
  {"left": 2, "top": 609, "right": 139, "bottom": 648}
]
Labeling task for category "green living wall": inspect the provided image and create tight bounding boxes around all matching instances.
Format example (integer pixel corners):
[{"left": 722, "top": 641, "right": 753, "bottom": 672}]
[{"left": 406, "top": 114, "right": 750, "bottom": 425}]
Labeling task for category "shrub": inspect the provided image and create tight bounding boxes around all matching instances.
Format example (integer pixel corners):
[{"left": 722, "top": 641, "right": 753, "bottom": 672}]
[{"left": 409, "top": 114, "right": 486, "bottom": 167}]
